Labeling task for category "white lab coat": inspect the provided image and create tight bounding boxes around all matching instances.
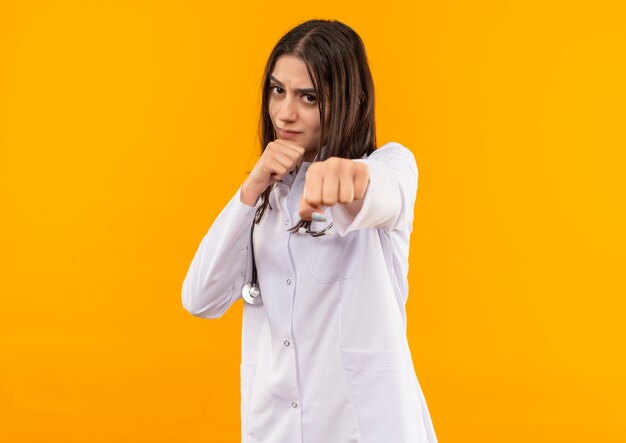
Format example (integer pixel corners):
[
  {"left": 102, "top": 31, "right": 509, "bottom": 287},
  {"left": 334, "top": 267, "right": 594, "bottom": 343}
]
[{"left": 182, "top": 142, "right": 438, "bottom": 443}]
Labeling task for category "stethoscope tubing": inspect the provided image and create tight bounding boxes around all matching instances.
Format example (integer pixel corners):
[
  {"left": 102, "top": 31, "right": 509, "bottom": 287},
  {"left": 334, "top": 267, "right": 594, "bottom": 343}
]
[
  {"left": 242, "top": 221, "right": 263, "bottom": 305},
  {"left": 242, "top": 217, "right": 333, "bottom": 305}
]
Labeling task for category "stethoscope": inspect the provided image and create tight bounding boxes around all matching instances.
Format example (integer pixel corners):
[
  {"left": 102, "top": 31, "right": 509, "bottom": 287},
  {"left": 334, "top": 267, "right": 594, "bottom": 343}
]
[
  {"left": 241, "top": 216, "right": 334, "bottom": 305},
  {"left": 241, "top": 220, "right": 263, "bottom": 305}
]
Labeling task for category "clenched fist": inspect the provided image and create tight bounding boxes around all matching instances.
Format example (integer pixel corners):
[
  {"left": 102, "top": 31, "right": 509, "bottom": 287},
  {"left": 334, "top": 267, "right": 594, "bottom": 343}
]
[
  {"left": 241, "top": 139, "right": 306, "bottom": 206},
  {"left": 299, "top": 157, "right": 370, "bottom": 220}
]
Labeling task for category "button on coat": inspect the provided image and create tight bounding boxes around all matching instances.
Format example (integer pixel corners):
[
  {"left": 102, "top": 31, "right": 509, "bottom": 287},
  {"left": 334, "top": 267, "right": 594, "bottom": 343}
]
[{"left": 182, "top": 142, "right": 438, "bottom": 442}]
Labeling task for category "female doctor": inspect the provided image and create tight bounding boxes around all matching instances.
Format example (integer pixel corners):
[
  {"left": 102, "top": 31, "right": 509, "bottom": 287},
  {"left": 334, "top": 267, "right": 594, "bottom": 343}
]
[{"left": 182, "top": 19, "right": 438, "bottom": 443}]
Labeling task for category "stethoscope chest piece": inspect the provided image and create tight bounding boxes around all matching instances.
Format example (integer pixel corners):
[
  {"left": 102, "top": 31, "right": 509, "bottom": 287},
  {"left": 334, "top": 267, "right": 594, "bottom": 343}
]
[{"left": 242, "top": 282, "right": 262, "bottom": 305}]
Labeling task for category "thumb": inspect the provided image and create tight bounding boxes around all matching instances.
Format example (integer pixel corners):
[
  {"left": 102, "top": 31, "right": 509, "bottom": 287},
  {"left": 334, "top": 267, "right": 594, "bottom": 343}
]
[{"left": 299, "top": 195, "right": 325, "bottom": 221}]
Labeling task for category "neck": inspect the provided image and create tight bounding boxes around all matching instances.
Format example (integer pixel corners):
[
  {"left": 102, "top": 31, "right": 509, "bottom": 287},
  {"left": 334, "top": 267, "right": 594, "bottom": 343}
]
[
  {"left": 303, "top": 144, "right": 327, "bottom": 163},
  {"left": 303, "top": 150, "right": 317, "bottom": 163}
]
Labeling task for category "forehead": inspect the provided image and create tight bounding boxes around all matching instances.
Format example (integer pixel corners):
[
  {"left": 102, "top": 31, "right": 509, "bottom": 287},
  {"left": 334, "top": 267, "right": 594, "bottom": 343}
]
[{"left": 270, "top": 55, "right": 314, "bottom": 88}]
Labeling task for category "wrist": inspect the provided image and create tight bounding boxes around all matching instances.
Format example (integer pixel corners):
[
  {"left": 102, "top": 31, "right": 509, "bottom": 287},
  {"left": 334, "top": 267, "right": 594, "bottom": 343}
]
[{"left": 240, "top": 181, "right": 263, "bottom": 207}]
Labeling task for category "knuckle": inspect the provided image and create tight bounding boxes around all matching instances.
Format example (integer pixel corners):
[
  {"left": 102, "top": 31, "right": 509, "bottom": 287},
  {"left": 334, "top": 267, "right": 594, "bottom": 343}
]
[
  {"left": 306, "top": 164, "right": 319, "bottom": 176},
  {"left": 326, "top": 157, "right": 341, "bottom": 168},
  {"left": 322, "top": 188, "right": 338, "bottom": 205},
  {"left": 358, "top": 163, "right": 369, "bottom": 175},
  {"left": 307, "top": 194, "right": 321, "bottom": 206},
  {"left": 338, "top": 195, "right": 351, "bottom": 204}
]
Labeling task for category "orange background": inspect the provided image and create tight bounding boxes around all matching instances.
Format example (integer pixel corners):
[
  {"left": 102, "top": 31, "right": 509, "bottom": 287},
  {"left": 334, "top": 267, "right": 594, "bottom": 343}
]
[{"left": 1, "top": 1, "right": 625, "bottom": 442}]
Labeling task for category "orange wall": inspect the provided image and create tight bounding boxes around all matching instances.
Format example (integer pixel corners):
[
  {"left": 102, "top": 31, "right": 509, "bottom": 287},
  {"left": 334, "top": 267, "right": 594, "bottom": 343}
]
[{"left": 1, "top": 1, "right": 625, "bottom": 441}]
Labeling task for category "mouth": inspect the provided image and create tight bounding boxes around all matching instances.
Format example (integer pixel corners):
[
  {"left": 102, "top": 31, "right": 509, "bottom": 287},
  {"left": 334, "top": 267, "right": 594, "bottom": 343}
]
[{"left": 277, "top": 128, "right": 301, "bottom": 139}]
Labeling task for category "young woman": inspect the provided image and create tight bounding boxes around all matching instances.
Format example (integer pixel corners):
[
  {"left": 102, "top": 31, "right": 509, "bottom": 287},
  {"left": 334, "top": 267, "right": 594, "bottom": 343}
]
[{"left": 182, "top": 19, "right": 438, "bottom": 443}]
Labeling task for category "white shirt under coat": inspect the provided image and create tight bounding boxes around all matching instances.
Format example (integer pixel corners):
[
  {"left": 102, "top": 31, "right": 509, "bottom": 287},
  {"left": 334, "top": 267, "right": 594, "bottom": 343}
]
[{"left": 182, "top": 141, "right": 438, "bottom": 443}]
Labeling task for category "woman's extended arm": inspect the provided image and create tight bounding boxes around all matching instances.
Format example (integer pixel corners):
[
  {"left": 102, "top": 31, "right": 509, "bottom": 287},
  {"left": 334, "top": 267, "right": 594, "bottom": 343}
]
[{"left": 326, "top": 142, "right": 418, "bottom": 236}]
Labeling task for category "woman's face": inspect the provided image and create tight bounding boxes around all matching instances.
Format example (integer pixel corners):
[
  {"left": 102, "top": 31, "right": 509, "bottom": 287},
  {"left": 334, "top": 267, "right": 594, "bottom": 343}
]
[{"left": 268, "top": 55, "right": 323, "bottom": 161}]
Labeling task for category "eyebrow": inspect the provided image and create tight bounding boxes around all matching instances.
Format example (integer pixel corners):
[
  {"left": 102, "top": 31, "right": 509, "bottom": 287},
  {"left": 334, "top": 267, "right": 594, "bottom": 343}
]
[{"left": 269, "top": 75, "right": 316, "bottom": 94}]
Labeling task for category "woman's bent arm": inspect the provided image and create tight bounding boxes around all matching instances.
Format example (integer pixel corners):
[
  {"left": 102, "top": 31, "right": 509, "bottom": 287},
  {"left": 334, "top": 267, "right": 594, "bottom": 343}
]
[{"left": 181, "top": 186, "right": 261, "bottom": 319}]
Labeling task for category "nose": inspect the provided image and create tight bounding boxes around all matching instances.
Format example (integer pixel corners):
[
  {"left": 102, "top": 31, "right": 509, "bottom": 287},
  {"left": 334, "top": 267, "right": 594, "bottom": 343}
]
[{"left": 277, "top": 96, "right": 297, "bottom": 124}]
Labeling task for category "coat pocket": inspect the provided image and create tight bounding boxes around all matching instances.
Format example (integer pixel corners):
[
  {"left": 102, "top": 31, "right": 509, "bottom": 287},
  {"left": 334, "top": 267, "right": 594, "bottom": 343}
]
[
  {"left": 308, "top": 224, "right": 362, "bottom": 283},
  {"left": 341, "top": 350, "right": 424, "bottom": 442},
  {"left": 240, "top": 362, "right": 258, "bottom": 441}
]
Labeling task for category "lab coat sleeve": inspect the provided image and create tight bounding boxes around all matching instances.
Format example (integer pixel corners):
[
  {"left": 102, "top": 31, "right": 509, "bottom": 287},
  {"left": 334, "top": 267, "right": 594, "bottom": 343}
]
[
  {"left": 181, "top": 185, "right": 262, "bottom": 319},
  {"left": 329, "top": 142, "right": 418, "bottom": 236}
]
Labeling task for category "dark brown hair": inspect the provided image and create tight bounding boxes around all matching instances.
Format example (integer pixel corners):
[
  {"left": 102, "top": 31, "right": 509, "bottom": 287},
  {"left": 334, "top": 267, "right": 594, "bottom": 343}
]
[{"left": 254, "top": 19, "right": 377, "bottom": 229}]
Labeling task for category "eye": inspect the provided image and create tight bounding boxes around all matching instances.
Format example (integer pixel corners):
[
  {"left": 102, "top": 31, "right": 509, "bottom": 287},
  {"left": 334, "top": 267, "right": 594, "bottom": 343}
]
[
  {"left": 270, "top": 85, "right": 284, "bottom": 95},
  {"left": 303, "top": 94, "right": 317, "bottom": 103}
]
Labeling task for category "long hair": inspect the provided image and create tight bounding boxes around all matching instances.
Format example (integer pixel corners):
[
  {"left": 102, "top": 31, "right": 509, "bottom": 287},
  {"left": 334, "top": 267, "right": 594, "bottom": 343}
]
[{"left": 254, "top": 19, "right": 377, "bottom": 229}]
